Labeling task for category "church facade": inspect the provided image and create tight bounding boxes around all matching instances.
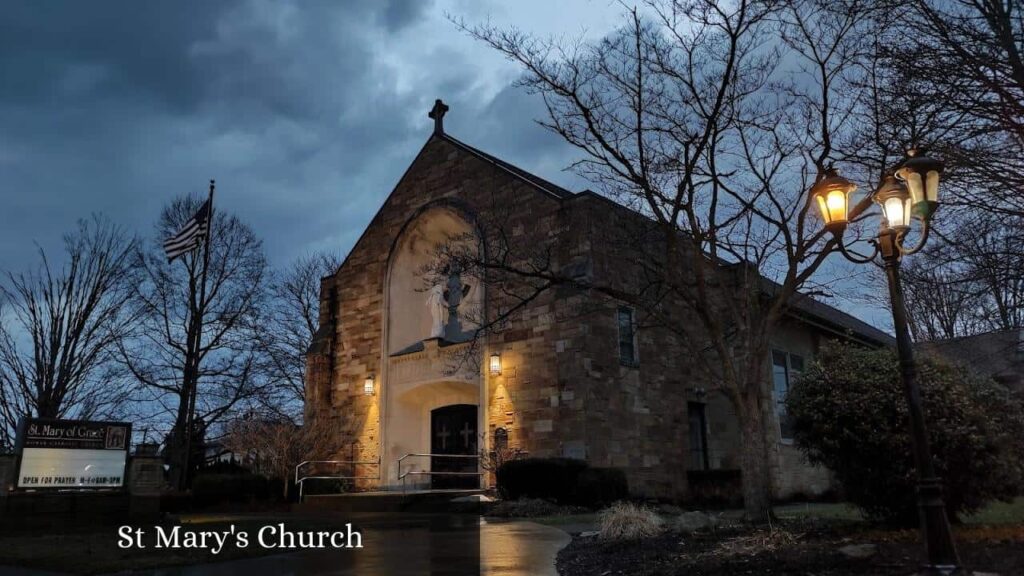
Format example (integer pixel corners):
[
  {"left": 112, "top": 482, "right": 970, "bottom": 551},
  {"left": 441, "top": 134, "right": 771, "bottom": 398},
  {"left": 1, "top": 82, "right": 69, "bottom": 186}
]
[{"left": 304, "top": 101, "right": 893, "bottom": 500}]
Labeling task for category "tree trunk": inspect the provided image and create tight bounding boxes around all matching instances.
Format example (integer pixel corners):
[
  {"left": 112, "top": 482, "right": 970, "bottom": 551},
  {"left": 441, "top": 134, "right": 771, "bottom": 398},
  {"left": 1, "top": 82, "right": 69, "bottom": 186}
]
[
  {"left": 168, "top": 386, "right": 192, "bottom": 491},
  {"left": 738, "top": 389, "right": 774, "bottom": 523}
]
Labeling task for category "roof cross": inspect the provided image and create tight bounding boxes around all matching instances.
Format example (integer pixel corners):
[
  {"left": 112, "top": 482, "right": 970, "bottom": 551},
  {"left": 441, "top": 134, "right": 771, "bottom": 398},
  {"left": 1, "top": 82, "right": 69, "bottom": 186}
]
[{"left": 428, "top": 99, "right": 449, "bottom": 135}]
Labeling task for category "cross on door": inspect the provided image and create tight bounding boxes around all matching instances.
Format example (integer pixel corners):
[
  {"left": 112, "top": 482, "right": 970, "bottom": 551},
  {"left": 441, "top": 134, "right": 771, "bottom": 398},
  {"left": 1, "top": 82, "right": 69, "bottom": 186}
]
[
  {"left": 437, "top": 425, "right": 451, "bottom": 450},
  {"left": 460, "top": 422, "right": 473, "bottom": 449}
]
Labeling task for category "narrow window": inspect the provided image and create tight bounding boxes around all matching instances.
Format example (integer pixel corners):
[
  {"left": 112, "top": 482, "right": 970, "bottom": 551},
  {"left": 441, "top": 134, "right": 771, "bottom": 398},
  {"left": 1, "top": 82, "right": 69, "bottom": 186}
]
[
  {"left": 771, "top": 350, "right": 797, "bottom": 441},
  {"left": 618, "top": 306, "right": 637, "bottom": 365},
  {"left": 688, "top": 402, "right": 709, "bottom": 470},
  {"left": 789, "top": 354, "right": 804, "bottom": 374}
]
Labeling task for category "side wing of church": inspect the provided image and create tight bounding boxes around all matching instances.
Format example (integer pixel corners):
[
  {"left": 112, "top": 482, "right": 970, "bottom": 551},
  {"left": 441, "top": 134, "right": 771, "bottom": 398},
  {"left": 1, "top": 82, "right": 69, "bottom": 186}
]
[{"left": 304, "top": 101, "right": 894, "bottom": 500}]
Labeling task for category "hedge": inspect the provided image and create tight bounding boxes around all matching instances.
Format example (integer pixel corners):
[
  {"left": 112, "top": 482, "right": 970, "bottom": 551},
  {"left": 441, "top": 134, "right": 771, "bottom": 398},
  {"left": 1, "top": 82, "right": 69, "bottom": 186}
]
[{"left": 496, "top": 457, "right": 628, "bottom": 508}]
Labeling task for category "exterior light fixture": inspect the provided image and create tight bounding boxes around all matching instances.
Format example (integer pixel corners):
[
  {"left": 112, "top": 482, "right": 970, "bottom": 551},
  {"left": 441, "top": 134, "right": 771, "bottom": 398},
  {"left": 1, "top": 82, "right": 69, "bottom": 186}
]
[
  {"left": 810, "top": 167, "right": 857, "bottom": 233},
  {"left": 806, "top": 152, "right": 960, "bottom": 572},
  {"left": 874, "top": 175, "right": 912, "bottom": 232},
  {"left": 489, "top": 353, "right": 502, "bottom": 376},
  {"left": 363, "top": 376, "right": 375, "bottom": 396},
  {"left": 894, "top": 149, "right": 943, "bottom": 220}
]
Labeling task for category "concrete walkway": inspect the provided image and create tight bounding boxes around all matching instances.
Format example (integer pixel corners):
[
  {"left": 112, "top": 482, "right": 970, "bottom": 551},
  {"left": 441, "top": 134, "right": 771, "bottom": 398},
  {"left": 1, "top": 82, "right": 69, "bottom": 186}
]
[{"left": 480, "top": 519, "right": 570, "bottom": 576}]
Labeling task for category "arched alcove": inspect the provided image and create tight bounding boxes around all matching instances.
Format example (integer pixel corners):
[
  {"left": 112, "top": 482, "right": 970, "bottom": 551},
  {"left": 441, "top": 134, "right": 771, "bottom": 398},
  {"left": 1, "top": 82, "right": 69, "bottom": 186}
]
[
  {"left": 380, "top": 204, "right": 484, "bottom": 489},
  {"left": 386, "top": 206, "right": 481, "bottom": 355}
]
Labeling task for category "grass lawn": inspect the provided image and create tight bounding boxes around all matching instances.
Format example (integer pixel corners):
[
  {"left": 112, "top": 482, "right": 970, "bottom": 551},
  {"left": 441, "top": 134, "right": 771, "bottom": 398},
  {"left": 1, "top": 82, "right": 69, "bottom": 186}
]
[
  {"left": 774, "top": 502, "right": 863, "bottom": 521},
  {"left": 963, "top": 497, "right": 1024, "bottom": 524},
  {"left": 774, "top": 497, "right": 1024, "bottom": 524},
  {"left": 529, "top": 512, "right": 601, "bottom": 526}
]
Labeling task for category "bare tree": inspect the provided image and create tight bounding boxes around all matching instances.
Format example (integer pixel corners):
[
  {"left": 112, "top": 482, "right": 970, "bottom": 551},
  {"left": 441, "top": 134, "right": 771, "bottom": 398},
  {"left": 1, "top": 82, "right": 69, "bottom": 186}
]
[
  {"left": 0, "top": 216, "right": 138, "bottom": 448},
  {"left": 257, "top": 252, "right": 341, "bottom": 422},
  {"left": 859, "top": 0, "right": 1024, "bottom": 344},
  {"left": 902, "top": 263, "right": 981, "bottom": 341},
  {"left": 449, "top": 0, "right": 903, "bottom": 520},
  {"left": 120, "top": 195, "right": 269, "bottom": 489},
  {"left": 887, "top": 0, "right": 1024, "bottom": 218},
  {"left": 903, "top": 215, "right": 1024, "bottom": 340},
  {"left": 222, "top": 413, "right": 340, "bottom": 499}
]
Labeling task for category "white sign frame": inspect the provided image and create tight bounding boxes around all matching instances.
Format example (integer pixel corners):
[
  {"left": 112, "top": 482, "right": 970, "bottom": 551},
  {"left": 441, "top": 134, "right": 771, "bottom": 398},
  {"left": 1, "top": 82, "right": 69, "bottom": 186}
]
[{"left": 14, "top": 418, "right": 131, "bottom": 490}]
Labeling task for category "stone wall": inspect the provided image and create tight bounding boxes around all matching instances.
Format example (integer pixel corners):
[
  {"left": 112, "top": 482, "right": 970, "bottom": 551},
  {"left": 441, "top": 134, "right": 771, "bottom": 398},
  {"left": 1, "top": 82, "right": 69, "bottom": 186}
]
[
  {"left": 306, "top": 131, "right": 853, "bottom": 501},
  {"left": 766, "top": 320, "right": 834, "bottom": 499},
  {"left": 127, "top": 456, "right": 164, "bottom": 496},
  {"left": 307, "top": 135, "right": 580, "bottom": 489}
]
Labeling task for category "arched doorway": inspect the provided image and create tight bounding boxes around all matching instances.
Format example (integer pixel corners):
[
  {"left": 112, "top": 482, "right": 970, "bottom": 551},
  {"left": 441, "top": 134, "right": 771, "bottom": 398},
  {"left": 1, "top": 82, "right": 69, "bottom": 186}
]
[
  {"left": 430, "top": 404, "right": 479, "bottom": 489},
  {"left": 380, "top": 204, "right": 485, "bottom": 489}
]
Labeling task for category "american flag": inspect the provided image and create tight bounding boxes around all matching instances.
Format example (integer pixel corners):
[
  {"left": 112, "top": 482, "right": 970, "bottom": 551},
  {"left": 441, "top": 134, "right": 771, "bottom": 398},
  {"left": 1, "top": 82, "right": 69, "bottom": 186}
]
[{"left": 163, "top": 200, "right": 211, "bottom": 262}]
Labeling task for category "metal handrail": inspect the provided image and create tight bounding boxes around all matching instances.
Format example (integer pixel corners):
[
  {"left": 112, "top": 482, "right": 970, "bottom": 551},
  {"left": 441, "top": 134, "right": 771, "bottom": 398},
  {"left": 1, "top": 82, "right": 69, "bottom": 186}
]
[
  {"left": 294, "top": 458, "right": 380, "bottom": 502},
  {"left": 397, "top": 453, "right": 483, "bottom": 493}
]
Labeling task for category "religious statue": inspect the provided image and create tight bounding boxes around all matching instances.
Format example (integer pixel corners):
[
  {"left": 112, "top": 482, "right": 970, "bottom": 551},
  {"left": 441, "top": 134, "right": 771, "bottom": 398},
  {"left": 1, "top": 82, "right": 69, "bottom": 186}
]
[
  {"left": 425, "top": 267, "right": 472, "bottom": 341},
  {"left": 426, "top": 281, "right": 446, "bottom": 338},
  {"left": 444, "top": 268, "right": 471, "bottom": 340}
]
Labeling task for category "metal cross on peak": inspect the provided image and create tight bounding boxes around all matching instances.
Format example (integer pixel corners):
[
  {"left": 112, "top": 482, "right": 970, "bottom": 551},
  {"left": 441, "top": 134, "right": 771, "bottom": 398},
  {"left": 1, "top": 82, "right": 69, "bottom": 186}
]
[{"left": 428, "top": 99, "right": 449, "bottom": 135}]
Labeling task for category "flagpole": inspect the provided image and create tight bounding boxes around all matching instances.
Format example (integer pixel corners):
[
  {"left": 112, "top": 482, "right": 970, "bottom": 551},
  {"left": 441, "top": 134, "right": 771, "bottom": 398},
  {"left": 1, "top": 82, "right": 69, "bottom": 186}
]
[{"left": 182, "top": 179, "right": 215, "bottom": 489}]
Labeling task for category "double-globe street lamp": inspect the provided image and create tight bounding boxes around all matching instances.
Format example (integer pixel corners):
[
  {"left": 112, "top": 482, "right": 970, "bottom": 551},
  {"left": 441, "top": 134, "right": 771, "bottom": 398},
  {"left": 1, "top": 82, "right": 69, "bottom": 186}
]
[{"left": 810, "top": 150, "right": 961, "bottom": 575}]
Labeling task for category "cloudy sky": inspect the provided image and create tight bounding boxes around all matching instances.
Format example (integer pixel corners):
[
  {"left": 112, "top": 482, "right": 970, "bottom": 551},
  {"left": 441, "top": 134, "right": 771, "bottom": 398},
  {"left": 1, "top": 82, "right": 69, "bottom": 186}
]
[
  {"left": 0, "top": 0, "right": 886, "bottom": 327},
  {"left": 0, "top": 0, "right": 625, "bottom": 268}
]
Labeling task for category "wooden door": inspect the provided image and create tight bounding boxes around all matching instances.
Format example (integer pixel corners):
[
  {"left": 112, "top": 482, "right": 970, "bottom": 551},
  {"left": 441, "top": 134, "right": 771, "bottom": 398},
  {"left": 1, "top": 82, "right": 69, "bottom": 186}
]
[{"left": 430, "top": 404, "right": 478, "bottom": 489}]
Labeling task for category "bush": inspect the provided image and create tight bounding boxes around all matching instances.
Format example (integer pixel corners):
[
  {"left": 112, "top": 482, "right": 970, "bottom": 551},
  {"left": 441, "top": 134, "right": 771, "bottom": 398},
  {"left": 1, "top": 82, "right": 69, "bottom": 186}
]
[
  {"left": 160, "top": 490, "right": 193, "bottom": 514},
  {"left": 496, "top": 457, "right": 588, "bottom": 502},
  {"left": 200, "top": 460, "right": 250, "bottom": 475},
  {"left": 488, "top": 498, "right": 561, "bottom": 518},
  {"left": 599, "top": 502, "right": 663, "bottom": 540},
  {"left": 572, "top": 467, "right": 628, "bottom": 508},
  {"left": 495, "top": 458, "right": 629, "bottom": 508},
  {"left": 300, "top": 477, "right": 349, "bottom": 497},
  {"left": 686, "top": 469, "right": 743, "bottom": 507},
  {"left": 787, "top": 342, "right": 1024, "bottom": 525},
  {"left": 191, "top": 472, "right": 272, "bottom": 507}
]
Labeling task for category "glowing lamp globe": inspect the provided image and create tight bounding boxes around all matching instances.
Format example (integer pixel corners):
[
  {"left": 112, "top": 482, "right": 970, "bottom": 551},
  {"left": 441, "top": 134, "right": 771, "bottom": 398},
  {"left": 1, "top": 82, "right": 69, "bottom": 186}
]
[
  {"left": 811, "top": 168, "right": 857, "bottom": 232},
  {"left": 895, "top": 149, "right": 943, "bottom": 220},
  {"left": 874, "top": 175, "right": 913, "bottom": 232}
]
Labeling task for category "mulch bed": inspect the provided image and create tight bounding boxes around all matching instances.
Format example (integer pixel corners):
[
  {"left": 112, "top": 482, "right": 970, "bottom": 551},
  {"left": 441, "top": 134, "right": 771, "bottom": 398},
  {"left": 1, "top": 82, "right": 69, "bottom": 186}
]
[{"left": 557, "top": 520, "right": 1024, "bottom": 575}]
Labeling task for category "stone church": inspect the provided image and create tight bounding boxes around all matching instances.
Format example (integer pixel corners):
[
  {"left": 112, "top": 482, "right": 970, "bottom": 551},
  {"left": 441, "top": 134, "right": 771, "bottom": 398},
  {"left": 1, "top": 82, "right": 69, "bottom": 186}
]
[{"left": 304, "top": 100, "right": 893, "bottom": 500}]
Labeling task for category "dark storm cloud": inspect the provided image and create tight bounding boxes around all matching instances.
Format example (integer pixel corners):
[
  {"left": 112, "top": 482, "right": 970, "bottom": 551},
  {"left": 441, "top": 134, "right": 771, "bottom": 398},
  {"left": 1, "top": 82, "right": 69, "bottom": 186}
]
[
  {"left": 0, "top": 2, "right": 229, "bottom": 110},
  {"left": 0, "top": 0, "right": 582, "bottom": 273},
  {"left": 0, "top": 0, "right": 887, "bottom": 345}
]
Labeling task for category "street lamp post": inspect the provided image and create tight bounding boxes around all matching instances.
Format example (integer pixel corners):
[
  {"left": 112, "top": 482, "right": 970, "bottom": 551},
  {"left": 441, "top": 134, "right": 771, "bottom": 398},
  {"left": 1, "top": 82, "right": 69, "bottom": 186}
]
[{"left": 810, "top": 151, "right": 962, "bottom": 575}]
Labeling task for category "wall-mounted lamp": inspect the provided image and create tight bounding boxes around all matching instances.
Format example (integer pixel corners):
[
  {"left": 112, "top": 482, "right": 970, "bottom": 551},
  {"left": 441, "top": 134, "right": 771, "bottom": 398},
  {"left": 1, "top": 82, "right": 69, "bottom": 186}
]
[
  {"left": 363, "top": 375, "right": 375, "bottom": 396},
  {"left": 489, "top": 353, "right": 502, "bottom": 376}
]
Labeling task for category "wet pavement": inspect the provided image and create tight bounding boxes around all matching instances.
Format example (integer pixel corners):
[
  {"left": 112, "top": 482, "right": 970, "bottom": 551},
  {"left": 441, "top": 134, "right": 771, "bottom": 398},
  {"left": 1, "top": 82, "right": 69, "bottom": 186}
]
[
  {"left": 478, "top": 519, "right": 570, "bottom": 576},
  {"left": 1, "top": 515, "right": 570, "bottom": 576}
]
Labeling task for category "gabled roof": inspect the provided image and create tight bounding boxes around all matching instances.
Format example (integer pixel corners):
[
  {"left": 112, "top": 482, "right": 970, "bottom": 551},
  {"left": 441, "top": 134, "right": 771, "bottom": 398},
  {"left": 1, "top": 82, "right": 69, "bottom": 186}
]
[
  {"left": 332, "top": 124, "right": 892, "bottom": 347},
  {"left": 785, "top": 292, "right": 895, "bottom": 347},
  {"left": 440, "top": 133, "right": 575, "bottom": 200},
  {"left": 921, "top": 329, "right": 1024, "bottom": 385}
]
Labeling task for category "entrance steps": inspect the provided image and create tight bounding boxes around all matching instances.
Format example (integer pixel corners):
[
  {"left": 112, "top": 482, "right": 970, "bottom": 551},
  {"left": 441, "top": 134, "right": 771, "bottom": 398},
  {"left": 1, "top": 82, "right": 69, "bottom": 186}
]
[{"left": 293, "top": 489, "right": 487, "bottom": 514}]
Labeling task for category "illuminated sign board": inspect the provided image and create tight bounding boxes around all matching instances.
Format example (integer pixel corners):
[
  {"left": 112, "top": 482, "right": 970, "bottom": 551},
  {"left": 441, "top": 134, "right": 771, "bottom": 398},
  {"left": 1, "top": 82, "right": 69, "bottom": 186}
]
[{"left": 15, "top": 418, "right": 131, "bottom": 489}]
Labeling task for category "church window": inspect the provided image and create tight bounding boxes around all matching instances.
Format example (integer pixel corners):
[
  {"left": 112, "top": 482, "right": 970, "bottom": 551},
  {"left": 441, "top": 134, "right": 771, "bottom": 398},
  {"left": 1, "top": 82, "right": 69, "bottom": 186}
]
[
  {"left": 688, "top": 402, "right": 709, "bottom": 470},
  {"left": 771, "top": 350, "right": 803, "bottom": 441},
  {"left": 618, "top": 306, "right": 637, "bottom": 366}
]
